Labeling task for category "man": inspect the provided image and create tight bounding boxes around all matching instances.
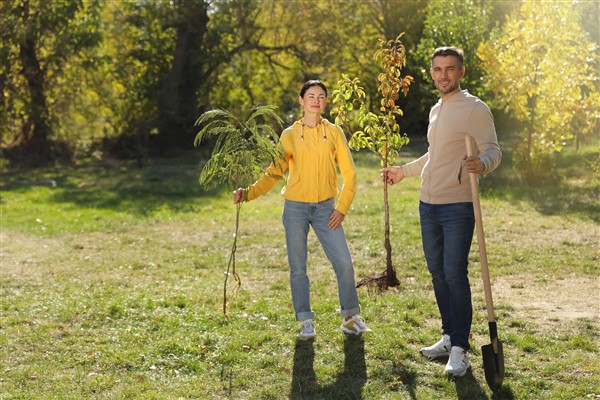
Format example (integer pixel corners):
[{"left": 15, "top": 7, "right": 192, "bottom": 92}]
[{"left": 381, "top": 47, "right": 501, "bottom": 377}]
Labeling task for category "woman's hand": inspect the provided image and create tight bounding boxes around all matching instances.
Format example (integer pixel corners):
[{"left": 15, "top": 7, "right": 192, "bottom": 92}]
[
  {"left": 380, "top": 166, "right": 405, "bottom": 185},
  {"left": 233, "top": 188, "right": 245, "bottom": 204},
  {"left": 328, "top": 209, "right": 345, "bottom": 230}
]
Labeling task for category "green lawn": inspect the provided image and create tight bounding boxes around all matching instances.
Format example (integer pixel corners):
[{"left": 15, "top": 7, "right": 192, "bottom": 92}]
[{"left": 1, "top": 142, "right": 598, "bottom": 399}]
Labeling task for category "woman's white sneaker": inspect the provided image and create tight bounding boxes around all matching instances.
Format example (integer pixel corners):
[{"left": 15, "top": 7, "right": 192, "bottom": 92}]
[
  {"left": 444, "top": 346, "right": 471, "bottom": 377},
  {"left": 420, "top": 334, "right": 451, "bottom": 359},
  {"left": 300, "top": 319, "right": 316, "bottom": 340},
  {"left": 341, "top": 315, "right": 371, "bottom": 335}
]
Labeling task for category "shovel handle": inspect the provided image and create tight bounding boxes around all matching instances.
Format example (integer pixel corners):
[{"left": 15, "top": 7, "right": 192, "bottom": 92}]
[{"left": 465, "top": 135, "right": 496, "bottom": 324}]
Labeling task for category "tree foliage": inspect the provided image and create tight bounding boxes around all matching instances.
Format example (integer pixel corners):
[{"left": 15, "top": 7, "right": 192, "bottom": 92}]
[
  {"left": 413, "top": 0, "right": 493, "bottom": 119},
  {"left": 478, "top": 0, "right": 600, "bottom": 172},
  {"left": 194, "top": 104, "right": 283, "bottom": 190},
  {"left": 332, "top": 36, "right": 413, "bottom": 166},
  {"left": 1, "top": 0, "right": 596, "bottom": 170},
  {"left": 1, "top": 0, "right": 102, "bottom": 160}
]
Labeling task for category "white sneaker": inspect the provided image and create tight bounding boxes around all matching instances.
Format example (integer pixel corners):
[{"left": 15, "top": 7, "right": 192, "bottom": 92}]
[
  {"left": 300, "top": 319, "right": 316, "bottom": 340},
  {"left": 340, "top": 315, "right": 371, "bottom": 335},
  {"left": 420, "top": 334, "right": 451, "bottom": 359},
  {"left": 444, "top": 346, "right": 471, "bottom": 377}
]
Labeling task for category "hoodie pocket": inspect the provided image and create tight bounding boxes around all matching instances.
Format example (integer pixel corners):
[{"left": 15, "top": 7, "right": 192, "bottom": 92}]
[{"left": 287, "top": 174, "right": 300, "bottom": 189}]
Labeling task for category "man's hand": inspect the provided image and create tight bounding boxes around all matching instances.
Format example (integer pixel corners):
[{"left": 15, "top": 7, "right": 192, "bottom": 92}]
[
  {"left": 233, "top": 188, "right": 245, "bottom": 204},
  {"left": 380, "top": 166, "right": 405, "bottom": 185},
  {"left": 328, "top": 209, "right": 345, "bottom": 230},
  {"left": 464, "top": 156, "right": 485, "bottom": 174}
]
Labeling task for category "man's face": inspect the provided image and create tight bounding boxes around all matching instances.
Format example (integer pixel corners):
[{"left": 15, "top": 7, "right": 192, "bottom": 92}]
[{"left": 430, "top": 55, "right": 465, "bottom": 96}]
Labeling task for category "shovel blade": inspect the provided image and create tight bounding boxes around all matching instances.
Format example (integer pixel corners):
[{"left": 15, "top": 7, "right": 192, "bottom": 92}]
[{"left": 481, "top": 340, "right": 504, "bottom": 391}]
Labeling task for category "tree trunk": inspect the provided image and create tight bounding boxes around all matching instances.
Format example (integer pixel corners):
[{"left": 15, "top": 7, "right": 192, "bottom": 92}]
[
  {"left": 157, "top": 3, "right": 209, "bottom": 152},
  {"left": 18, "top": 1, "right": 51, "bottom": 159},
  {"left": 525, "top": 94, "right": 537, "bottom": 173}
]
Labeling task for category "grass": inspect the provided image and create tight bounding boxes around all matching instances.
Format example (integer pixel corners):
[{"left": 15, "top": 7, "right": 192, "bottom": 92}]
[{"left": 1, "top": 140, "right": 599, "bottom": 399}]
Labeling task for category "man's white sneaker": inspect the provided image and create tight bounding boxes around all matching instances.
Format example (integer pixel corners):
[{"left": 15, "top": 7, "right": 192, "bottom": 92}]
[
  {"left": 444, "top": 346, "right": 471, "bottom": 377},
  {"left": 420, "top": 334, "right": 451, "bottom": 359},
  {"left": 300, "top": 319, "right": 316, "bottom": 340},
  {"left": 341, "top": 315, "right": 371, "bottom": 335}
]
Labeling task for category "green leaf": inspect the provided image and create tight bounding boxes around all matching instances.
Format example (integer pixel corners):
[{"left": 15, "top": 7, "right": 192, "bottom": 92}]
[{"left": 195, "top": 104, "right": 284, "bottom": 190}]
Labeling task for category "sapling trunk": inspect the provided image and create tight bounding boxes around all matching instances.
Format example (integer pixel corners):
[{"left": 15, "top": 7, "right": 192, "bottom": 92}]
[
  {"left": 383, "top": 135, "right": 399, "bottom": 287},
  {"left": 223, "top": 203, "right": 242, "bottom": 317}
]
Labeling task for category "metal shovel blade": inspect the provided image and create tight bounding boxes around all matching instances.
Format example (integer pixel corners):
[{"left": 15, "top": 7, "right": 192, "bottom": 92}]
[{"left": 481, "top": 337, "right": 504, "bottom": 391}]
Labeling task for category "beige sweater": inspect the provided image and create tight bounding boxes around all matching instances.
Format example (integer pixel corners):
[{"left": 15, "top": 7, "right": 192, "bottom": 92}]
[{"left": 401, "top": 90, "right": 501, "bottom": 204}]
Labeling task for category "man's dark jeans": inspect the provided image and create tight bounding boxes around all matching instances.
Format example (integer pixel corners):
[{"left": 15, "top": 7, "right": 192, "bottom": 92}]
[{"left": 419, "top": 201, "right": 475, "bottom": 350}]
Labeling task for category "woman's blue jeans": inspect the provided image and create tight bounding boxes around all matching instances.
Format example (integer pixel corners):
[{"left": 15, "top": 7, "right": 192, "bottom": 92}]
[
  {"left": 282, "top": 199, "right": 360, "bottom": 321},
  {"left": 419, "top": 201, "right": 475, "bottom": 350}
]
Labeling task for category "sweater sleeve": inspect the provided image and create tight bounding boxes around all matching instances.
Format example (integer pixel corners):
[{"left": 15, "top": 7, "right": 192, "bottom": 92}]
[
  {"left": 245, "top": 145, "right": 288, "bottom": 202},
  {"left": 333, "top": 125, "right": 357, "bottom": 215},
  {"left": 468, "top": 102, "right": 502, "bottom": 174},
  {"left": 401, "top": 152, "right": 429, "bottom": 178}
]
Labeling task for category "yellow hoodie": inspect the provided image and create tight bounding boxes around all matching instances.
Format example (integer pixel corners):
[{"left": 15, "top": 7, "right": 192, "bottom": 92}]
[{"left": 245, "top": 119, "right": 357, "bottom": 215}]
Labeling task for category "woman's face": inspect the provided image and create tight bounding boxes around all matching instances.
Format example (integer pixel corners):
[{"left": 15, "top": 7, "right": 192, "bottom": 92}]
[{"left": 299, "top": 85, "right": 328, "bottom": 115}]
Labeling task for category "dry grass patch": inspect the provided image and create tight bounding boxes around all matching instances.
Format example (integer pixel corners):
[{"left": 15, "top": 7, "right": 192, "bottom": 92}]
[{"left": 493, "top": 273, "right": 599, "bottom": 327}]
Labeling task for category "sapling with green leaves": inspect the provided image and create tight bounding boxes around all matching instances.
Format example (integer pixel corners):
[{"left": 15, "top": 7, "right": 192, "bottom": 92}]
[
  {"left": 194, "top": 105, "right": 283, "bottom": 316},
  {"left": 331, "top": 33, "right": 413, "bottom": 289}
]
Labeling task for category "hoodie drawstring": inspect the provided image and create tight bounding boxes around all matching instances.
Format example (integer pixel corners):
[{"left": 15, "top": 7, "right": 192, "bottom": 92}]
[{"left": 300, "top": 120, "right": 327, "bottom": 141}]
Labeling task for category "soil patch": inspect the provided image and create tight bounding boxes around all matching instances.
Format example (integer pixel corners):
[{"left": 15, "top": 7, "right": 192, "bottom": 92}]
[{"left": 491, "top": 273, "right": 599, "bottom": 329}]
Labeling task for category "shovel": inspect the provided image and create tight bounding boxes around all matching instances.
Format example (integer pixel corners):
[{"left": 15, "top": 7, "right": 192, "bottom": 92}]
[{"left": 465, "top": 135, "right": 505, "bottom": 391}]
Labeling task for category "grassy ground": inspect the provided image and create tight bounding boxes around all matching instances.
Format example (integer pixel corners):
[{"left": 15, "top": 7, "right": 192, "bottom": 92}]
[{"left": 1, "top": 140, "right": 598, "bottom": 399}]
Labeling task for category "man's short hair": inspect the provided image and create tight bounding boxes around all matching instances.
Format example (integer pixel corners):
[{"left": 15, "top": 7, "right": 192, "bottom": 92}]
[{"left": 431, "top": 47, "right": 464, "bottom": 67}]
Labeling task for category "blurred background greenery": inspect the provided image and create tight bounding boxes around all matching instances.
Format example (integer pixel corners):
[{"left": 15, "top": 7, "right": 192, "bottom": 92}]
[{"left": 1, "top": 0, "right": 598, "bottom": 175}]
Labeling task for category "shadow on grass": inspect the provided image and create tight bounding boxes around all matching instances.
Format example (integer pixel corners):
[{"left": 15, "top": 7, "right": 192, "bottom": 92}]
[
  {"left": 480, "top": 148, "right": 599, "bottom": 223},
  {"left": 1, "top": 153, "right": 223, "bottom": 216},
  {"left": 290, "top": 338, "right": 318, "bottom": 399},
  {"left": 453, "top": 369, "right": 490, "bottom": 399},
  {"left": 490, "top": 386, "right": 516, "bottom": 400},
  {"left": 3, "top": 143, "right": 597, "bottom": 222},
  {"left": 390, "top": 359, "right": 418, "bottom": 400},
  {"left": 451, "top": 367, "right": 515, "bottom": 400},
  {"left": 290, "top": 335, "right": 367, "bottom": 399}
]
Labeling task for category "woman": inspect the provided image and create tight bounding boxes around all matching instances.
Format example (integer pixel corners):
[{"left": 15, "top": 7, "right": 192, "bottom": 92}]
[{"left": 233, "top": 80, "right": 369, "bottom": 339}]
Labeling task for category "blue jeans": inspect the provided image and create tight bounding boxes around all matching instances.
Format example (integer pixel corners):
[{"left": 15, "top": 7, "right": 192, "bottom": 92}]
[
  {"left": 282, "top": 199, "right": 361, "bottom": 321},
  {"left": 419, "top": 201, "right": 475, "bottom": 350}
]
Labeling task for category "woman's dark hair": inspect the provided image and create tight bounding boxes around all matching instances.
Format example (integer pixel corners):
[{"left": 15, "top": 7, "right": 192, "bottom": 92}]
[{"left": 299, "top": 80, "right": 328, "bottom": 98}]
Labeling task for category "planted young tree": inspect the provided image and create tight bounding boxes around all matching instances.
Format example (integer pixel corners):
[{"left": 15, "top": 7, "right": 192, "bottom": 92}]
[
  {"left": 331, "top": 33, "right": 413, "bottom": 289},
  {"left": 194, "top": 105, "right": 283, "bottom": 317}
]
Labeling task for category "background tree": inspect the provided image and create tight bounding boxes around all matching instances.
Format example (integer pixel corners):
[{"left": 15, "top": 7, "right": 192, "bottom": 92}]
[
  {"left": 99, "top": 1, "right": 181, "bottom": 162},
  {"left": 123, "top": 0, "right": 303, "bottom": 157},
  {"left": 204, "top": 0, "right": 308, "bottom": 122},
  {"left": 156, "top": 0, "right": 209, "bottom": 151},
  {"left": 373, "top": 0, "right": 429, "bottom": 133},
  {"left": 478, "top": 0, "right": 600, "bottom": 175},
  {"left": 413, "top": 0, "right": 493, "bottom": 131},
  {"left": 206, "top": 1, "right": 428, "bottom": 131},
  {"left": 4, "top": 0, "right": 596, "bottom": 171},
  {"left": 332, "top": 33, "right": 413, "bottom": 289},
  {"left": 1, "top": 0, "right": 102, "bottom": 161}
]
